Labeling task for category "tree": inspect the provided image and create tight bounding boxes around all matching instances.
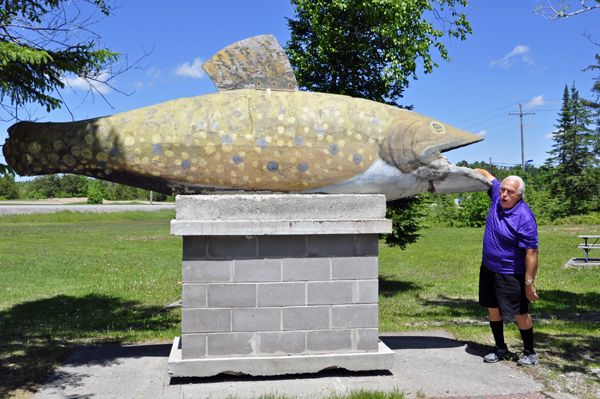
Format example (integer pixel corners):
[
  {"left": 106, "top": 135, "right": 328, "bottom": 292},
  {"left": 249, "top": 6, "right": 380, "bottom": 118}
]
[
  {"left": 285, "top": 0, "right": 471, "bottom": 107},
  {"left": 543, "top": 83, "right": 599, "bottom": 217},
  {"left": 60, "top": 174, "right": 88, "bottom": 197},
  {"left": 583, "top": 54, "right": 600, "bottom": 145},
  {"left": 86, "top": 179, "right": 104, "bottom": 204},
  {"left": 0, "top": 0, "right": 148, "bottom": 175},
  {"left": 535, "top": 1, "right": 600, "bottom": 45},
  {"left": 0, "top": 174, "right": 19, "bottom": 199},
  {"left": 383, "top": 196, "right": 425, "bottom": 248},
  {"left": 536, "top": 0, "right": 600, "bottom": 20},
  {"left": 286, "top": 0, "right": 472, "bottom": 248},
  {"left": 27, "top": 175, "right": 62, "bottom": 198}
]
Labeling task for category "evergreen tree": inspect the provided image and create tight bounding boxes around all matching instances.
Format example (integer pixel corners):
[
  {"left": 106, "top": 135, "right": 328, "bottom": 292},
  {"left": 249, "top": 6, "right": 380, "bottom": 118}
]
[
  {"left": 543, "top": 83, "right": 599, "bottom": 217},
  {"left": 583, "top": 54, "right": 600, "bottom": 151}
]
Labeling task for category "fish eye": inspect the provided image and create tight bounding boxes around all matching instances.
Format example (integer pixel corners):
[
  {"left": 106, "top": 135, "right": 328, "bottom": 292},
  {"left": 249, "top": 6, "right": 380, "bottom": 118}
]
[{"left": 429, "top": 121, "right": 446, "bottom": 135}]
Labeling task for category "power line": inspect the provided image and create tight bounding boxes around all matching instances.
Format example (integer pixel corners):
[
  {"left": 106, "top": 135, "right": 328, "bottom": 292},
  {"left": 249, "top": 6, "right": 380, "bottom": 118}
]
[
  {"left": 462, "top": 112, "right": 509, "bottom": 130},
  {"left": 452, "top": 102, "right": 517, "bottom": 126}
]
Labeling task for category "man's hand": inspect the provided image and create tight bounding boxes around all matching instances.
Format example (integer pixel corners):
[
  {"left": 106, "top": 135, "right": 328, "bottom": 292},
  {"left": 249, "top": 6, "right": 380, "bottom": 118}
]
[
  {"left": 473, "top": 168, "right": 497, "bottom": 182},
  {"left": 525, "top": 283, "right": 539, "bottom": 302}
]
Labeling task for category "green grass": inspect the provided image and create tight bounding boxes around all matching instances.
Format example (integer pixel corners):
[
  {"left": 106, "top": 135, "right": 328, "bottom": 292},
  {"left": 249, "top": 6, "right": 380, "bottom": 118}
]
[
  {"left": 379, "top": 224, "right": 600, "bottom": 397},
  {"left": 1, "top": 212, "right": 599, "bottom": 398},
  {"left": 0, "top": 210, "right": 181, "bottom": 398}
]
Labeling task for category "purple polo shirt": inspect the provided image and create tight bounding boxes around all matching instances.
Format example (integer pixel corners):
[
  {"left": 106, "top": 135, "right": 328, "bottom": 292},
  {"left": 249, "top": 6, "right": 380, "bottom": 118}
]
[{"left": 482, "top": 179, "right": 538, "bottom": 274}]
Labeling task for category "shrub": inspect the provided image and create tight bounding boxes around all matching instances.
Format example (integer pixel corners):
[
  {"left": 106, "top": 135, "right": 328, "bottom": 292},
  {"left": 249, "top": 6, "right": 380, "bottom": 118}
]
[
  {"left": 86, "top": 180, "right": 104, "bottom": 204},
  {"left": 0, "top": 174, "right": 19, "bottom": 199},
  {"left": 456, "top": 192, "right": 491, "bottom": 228}
]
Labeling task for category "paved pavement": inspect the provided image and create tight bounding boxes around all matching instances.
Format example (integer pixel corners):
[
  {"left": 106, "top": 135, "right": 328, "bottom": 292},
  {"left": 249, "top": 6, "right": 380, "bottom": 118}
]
[
  {"left": 33, "top": 331, "right": 555, "bottom": 399},
  {"left": 0, "top": 204, "right": 175, "bottom": 215}
]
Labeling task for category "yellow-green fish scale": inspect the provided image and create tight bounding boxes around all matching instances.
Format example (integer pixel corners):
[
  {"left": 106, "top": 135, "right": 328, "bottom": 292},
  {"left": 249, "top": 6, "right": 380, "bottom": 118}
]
[{"left": 7, "top": 90, "right": 406, "bottom": 192}]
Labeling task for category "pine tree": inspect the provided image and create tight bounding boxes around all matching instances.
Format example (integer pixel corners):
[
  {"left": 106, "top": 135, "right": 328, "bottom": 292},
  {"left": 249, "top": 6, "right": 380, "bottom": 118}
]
[
  {"left": 544, "top": 83, "right": 599, "bottom": 217},
  {"left": 583, "top": 54, "right": 600, "bottom": 152}
]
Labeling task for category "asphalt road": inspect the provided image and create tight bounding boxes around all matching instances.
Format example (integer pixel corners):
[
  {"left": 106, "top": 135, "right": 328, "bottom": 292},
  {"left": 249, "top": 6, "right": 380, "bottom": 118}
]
[{"left": 0, "top": 204, "right": 175, "bottom": 216}]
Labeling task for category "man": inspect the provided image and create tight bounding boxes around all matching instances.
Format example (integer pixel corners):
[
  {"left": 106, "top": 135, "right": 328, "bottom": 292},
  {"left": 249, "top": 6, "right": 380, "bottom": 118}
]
[{"left": 474, "top": 169, "right": 539, "bottom": 367}]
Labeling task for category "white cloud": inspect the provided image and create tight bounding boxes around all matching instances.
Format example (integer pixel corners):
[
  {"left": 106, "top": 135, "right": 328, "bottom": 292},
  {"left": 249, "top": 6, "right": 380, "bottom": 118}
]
[
  {"left": 524, "top": 95, "right": 545, "bottom": 109},
  {"left": 131, "top": 80, "right": 143, "bottom": 91},
  {"left": 146, "top": 68, "right": 162, "bottom": 79},
  {"left": 477, "top": 130, "right": 488, "bottom": 137},
  {"left": 540, "top": 131, "right": 557, "bottom": 140},
  {"left": 61, "top": 72, "right": 111, "bottom": 94},
  {"left": 489, "top": 45, "right": 533, "bottom": 69},
  {"left": 174, "top": 58, "right": 206, "bottom": 79}
]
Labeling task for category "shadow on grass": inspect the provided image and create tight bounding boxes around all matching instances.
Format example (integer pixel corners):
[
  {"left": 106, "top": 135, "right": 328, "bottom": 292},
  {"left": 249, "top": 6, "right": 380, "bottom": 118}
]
[
  {"left": 0, "top": 293, "right": 179, "bottom": 399},
  {"left": 532, "top": 289, "right": 600, "bottom": 316},
  {"left": 378, "top": 275, "right": 421, "bottom": 297}
]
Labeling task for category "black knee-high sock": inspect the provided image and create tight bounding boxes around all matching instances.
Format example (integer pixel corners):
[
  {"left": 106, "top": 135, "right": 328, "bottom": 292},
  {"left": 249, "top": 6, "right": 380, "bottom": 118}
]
[
  {"left": 490, "top": 320, "right": 506, "bottom": 348},
  {"left": 519, "top": 327, "right": 535, "bottom": 353}
]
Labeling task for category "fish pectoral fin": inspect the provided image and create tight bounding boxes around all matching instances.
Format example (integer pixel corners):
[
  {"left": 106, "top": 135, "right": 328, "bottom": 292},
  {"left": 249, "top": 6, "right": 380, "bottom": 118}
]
[{"left": 202, "top": 35, "right": 299, "bottom": 92}]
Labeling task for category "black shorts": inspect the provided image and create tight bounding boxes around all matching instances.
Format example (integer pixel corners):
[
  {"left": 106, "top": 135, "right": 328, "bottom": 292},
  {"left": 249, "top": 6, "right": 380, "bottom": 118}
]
[{"left": 479, "top": 264, "right": 530, "bottom": 316}]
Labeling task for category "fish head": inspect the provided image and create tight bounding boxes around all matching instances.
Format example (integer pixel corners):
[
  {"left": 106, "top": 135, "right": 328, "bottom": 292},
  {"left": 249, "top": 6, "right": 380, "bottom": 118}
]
[
  {"left": 378, "top": 110, "right": 492, "bottom": 195},
  {"left": 380, "top": 111, "right": 483, "bottom": 172}
]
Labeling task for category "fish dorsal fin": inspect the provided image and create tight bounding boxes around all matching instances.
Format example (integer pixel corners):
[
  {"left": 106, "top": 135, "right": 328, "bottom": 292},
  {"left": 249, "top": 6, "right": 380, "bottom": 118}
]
[{"left": 202, "top": 35, "right": 299, "bottom": 92}]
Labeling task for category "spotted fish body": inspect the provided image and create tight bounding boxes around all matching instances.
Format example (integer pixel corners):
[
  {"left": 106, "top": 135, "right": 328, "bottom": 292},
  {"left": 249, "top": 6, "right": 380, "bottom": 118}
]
[{"left": 3, "top": 35, "right": 491, "bottom": 199}]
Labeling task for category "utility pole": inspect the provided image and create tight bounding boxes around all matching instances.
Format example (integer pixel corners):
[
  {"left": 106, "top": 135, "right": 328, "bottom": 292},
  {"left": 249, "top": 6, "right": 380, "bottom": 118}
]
[
  {"left": 489, "top": 157, "right": 492, "bottom": 174},
  {"left": 509, "top": 103, "right": 535, "bottom": 172}
]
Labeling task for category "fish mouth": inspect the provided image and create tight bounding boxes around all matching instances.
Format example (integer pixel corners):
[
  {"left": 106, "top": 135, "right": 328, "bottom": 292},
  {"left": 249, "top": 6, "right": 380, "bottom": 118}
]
[{"left": 380, "top": 117, "right": 484, "bottom": 173}]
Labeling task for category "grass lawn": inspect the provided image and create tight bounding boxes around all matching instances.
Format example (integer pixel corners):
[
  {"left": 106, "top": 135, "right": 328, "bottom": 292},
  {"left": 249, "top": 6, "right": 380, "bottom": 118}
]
[{"left": 1, "top": 211, "right": 599, "bottom": 398}]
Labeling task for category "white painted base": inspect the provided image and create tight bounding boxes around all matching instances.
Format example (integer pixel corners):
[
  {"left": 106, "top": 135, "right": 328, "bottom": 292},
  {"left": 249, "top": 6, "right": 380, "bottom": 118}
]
[{"left": 167, "top": 337, "right": 395, "bottom": 377}]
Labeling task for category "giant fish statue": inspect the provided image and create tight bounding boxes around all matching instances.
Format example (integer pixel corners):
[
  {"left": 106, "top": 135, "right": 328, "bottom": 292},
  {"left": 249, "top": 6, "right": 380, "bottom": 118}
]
[{"left": 3, "top": 35, "right": 491, "bottom": 200}]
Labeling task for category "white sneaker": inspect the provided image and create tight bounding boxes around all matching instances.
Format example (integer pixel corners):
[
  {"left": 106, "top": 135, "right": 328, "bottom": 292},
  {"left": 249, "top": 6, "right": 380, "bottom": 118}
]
[{"left": 483, "top": 346, "right": 511, "bottom": 363}]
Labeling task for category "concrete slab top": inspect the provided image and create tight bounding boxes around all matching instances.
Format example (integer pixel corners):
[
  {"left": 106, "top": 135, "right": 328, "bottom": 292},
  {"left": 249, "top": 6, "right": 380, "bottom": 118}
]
[{"left": 175, "top": 194, "right": 387, "bottom": 221}]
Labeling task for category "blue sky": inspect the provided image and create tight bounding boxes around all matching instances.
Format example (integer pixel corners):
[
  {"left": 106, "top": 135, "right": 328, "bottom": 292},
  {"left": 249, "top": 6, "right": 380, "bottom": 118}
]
[{"left": 2, "top": 0, "right": 599, "bottom": 180}]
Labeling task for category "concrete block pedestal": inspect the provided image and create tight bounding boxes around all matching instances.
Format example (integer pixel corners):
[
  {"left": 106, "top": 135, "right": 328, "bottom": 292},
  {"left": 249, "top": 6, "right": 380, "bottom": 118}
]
[{"left": 168, "top": 194, "right": 394, "bottom": 377}]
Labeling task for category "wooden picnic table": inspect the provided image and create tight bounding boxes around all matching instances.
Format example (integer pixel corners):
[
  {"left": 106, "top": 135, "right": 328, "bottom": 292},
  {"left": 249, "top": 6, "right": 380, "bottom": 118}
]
[{"left": 578, "top": 235, "right": 600, "bottom": 262}]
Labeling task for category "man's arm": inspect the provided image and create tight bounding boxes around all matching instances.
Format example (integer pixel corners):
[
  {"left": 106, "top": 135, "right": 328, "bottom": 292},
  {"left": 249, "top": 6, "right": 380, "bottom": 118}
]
[
  {"left": 525, "top": 248, "right": 539, "bottom": 302},
  {"left": 473, "top": 168, "right": 497, "bottom": 182}
]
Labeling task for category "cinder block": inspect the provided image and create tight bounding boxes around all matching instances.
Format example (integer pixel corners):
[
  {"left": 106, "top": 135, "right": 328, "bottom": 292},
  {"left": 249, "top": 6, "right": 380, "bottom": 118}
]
[
  {"left": 208, "top": 236, "right": 257, "bottom": 259},
  {"left": 307, "top": 281, "right": 354, "bottom": 305},
  {"left": 232, "top": 308, "right": 280, "bottom": 332},
  {"left": 282, "top": 306, "right": 330, "bottom": 331},
  {"left": 332, "top": 304, "right": 378, "bottom": 328},
  {"left": 258, "top": 282, "right": 305, "bottom": 307},
  {"left": 331, "top": 257, "right": 378, "bottom": 280},
  {"left": 258, "top": 235, "right": 306, "bottom": 258},
  {"left": 307, "top": 330, "right": 353, "bottom": 352},
  {"left": 355, "top": 234, "right": 379, "bottom": 256},
  {"left": 182, "top": 284, "right": 206, "bottom": 308},
  {"left": 355, "top": 328, "right": 379, "bottom": 351},
  {"left": 207, "top": 332, "right": 257, "bottom": 357},
  {"left": 307, "top": 235, "right": 355, "bottom": 257},
  {"left": 182, "top": 260, "right": 231, "bottom": 283},
  {"left": 181, "top": 309, "right": 230, "bottom": 333},
  {"left": 258, "top": 332, "right": 306, "bottom": 355},
  {"left": 183, "top": 236, "right": 208, "bottom": 260},
  {"left": 181, "top": 334, "right": 206, "bottom": 359},
  {"left": 356, "top": 280, "right": 379, "bottom": 304},
  {"left": 282, "top": 258, "right": 330, "bottom": 281},
  {"left": 207, "top": 284, "right": 256, "bottom": 307},
  {"left": 233, "top": 259, "right": 281, "bottom": 282}
]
